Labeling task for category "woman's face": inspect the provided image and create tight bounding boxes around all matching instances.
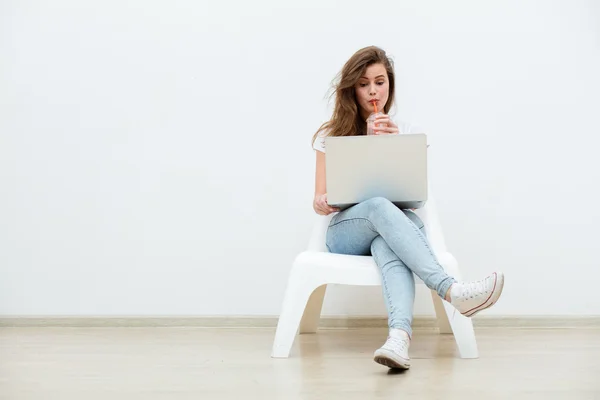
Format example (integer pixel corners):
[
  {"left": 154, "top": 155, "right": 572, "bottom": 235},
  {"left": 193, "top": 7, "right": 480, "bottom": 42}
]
[{"left": 354, "top": 63, "right": 390, "bottom": 120}]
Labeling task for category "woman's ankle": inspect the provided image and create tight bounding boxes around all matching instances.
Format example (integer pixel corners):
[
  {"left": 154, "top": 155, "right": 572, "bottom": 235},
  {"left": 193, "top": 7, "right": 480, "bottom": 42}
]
[
  {"left": 444, "top": 284, "right": 455, "bottom": 302},
  {"left": 389, "top": 328, "right": 411, "bottom": 341}
]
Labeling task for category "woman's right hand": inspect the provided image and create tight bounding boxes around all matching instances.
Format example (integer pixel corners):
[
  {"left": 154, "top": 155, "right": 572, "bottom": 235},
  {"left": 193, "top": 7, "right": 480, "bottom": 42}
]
[{"left": 313, "top": 193, "right": 340, "bottom": 215}]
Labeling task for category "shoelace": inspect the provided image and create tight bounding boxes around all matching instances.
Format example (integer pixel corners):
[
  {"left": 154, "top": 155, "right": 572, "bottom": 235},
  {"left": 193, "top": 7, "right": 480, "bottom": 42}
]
[
  {"left": 459, "top": 276, "right": 491, "bottom": 300},
  {"left": 383, "top": 336, "right": 409, "bottom": 353}
]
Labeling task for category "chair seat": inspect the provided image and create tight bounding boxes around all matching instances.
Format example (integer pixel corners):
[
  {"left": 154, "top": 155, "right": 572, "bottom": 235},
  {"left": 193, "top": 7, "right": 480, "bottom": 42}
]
[
  {"left": 296, "top": 251, "right": 377, "bottom": 271},
  {"left": 293, "top": 251, "right": 381, "bottom": 286}
]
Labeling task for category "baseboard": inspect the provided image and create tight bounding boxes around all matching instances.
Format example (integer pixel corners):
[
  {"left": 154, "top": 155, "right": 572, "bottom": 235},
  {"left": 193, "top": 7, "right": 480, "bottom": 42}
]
[{"left": 1, "top": 315, "right": 600, "bottom": 329}]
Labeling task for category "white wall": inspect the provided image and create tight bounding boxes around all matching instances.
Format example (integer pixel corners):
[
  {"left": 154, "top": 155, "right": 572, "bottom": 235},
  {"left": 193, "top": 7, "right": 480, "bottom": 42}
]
[{"left": 1, "top": 0, "right": 599, "bottom": 317}]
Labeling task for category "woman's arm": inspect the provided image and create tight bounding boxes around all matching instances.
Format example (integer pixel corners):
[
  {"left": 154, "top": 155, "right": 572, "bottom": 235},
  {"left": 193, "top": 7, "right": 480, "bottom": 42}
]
[
  {"left": 314, "top": 151, "right": 327, "bottom": 197},
  {"left": 313, "top": 151, "right": 339, "bottom": 215}
]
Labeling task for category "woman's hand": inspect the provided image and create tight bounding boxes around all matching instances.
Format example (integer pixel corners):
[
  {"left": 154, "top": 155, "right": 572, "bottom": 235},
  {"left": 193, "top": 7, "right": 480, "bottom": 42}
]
[
  {"left": 313, "top": 193, "right": 340, "bottom": 215},
  {"left": 372, "top": 114, "right": 399, "bottom": 135}
]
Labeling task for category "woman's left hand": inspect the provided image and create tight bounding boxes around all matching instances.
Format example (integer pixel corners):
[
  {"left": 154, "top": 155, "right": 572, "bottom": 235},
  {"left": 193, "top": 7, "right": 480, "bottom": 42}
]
[{"left": 373, "top": 114, "right": 399, "bottom": 135}]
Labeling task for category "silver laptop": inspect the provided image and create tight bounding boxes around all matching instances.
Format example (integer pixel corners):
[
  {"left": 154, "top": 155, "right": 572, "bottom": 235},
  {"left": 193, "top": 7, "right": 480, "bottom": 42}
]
[{"left": 325, "top": 134, "right": 428, "bottom": 210}]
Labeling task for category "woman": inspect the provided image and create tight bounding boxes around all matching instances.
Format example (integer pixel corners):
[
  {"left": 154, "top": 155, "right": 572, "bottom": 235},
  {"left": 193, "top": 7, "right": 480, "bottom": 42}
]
[{"left": 311, "top": 46, "right": 504, "bottom": 370}]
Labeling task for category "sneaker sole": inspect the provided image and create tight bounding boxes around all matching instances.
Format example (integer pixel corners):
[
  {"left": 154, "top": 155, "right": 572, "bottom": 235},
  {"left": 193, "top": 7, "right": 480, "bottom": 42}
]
[
  {"left": 373, "top": 349, "right": 410, "bottom": 370},
  {"left": 463, "top": 272, "right": 505, "bottom": 318}
]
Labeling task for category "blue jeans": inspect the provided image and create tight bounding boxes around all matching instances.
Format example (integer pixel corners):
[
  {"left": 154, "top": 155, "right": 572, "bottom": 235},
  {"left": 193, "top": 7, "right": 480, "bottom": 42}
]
[{"left": 325, "top": 197, "right": 456, "bottom": 337}]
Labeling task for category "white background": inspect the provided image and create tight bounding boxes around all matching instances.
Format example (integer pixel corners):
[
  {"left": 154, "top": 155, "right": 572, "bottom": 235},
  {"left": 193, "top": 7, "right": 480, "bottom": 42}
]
[{"left": 1, "top": 0, "right": 599, "bottom": 317}]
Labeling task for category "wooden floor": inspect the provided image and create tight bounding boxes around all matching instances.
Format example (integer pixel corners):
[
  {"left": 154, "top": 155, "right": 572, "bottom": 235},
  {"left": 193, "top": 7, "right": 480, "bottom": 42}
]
[{"left": 1, "top": 327, "right": 599, "bottom": 399}]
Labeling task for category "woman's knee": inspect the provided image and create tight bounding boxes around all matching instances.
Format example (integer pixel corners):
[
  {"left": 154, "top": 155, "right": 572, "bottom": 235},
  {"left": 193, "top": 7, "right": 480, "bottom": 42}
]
[
  {"left": 370, "top": 235, "right": 386, "bottom": 254},
  {"left": 370, "top": 236, "right": 399, "bottom": 265},
  {"left": 362, "top": 197, "right": 409, "bottom": 226},
  {"left": 361, "top": 196, "right": 396, "bottom": 214}
]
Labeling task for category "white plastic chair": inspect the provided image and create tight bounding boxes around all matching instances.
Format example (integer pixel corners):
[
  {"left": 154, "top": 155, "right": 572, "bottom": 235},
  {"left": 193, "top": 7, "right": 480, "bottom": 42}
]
[{"left": 271, "top": 194, "right": 479, "bottom": 359}]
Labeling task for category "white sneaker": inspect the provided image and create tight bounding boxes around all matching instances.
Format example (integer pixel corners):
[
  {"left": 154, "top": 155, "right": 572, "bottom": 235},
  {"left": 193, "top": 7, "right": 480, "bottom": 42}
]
[
  {"left": 373, "top": 329, "right": 411, "bottom": 370},
  {"left": 450, "top": 272, "right": 505, "bottom": 317}
]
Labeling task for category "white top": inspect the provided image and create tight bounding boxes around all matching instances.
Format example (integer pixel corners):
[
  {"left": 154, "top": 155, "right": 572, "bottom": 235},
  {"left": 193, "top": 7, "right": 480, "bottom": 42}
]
[{"left": 312, "top": 120, "right": 425, "bottom": 153}]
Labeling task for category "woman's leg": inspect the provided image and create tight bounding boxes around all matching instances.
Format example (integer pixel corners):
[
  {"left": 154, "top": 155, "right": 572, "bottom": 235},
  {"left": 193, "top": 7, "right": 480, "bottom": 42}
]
[
  {"left": 326, "top": 210, "right": 417, "bottom": 369},
  {"left": 327, "top": 197, "right": 504, "bottom": 318},
  {"left": 327, "top": 197, "right": 455, "bottom": 299},
  {"left": 325, "top": 204, "right": 418, "bottom": 335},
  {"left": 370, "top": 235, "right": 415, "bottom": 337}
]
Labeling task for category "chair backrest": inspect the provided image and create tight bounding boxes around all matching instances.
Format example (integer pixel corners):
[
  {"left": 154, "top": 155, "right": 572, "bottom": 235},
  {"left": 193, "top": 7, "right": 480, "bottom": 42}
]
[
  {"left": 307, "top": 214, "right": 334, "bottom": 252},
  {"left": 412, "top": 192, "right": 449, "bottom": 256},
  {"left": 306, "top": 191, "right": 449, "bottom": 256}
]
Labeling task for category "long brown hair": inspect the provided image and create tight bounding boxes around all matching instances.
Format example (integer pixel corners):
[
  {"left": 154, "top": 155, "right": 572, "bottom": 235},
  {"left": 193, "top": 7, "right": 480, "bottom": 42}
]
[{"left": 312, "top": 46, "right": 396, "bottom": 147}]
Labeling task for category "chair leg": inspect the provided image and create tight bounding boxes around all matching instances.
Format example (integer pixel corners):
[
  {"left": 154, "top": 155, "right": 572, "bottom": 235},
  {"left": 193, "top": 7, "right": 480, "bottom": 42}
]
[
  {"left": 431, "top": 290, "right": 452, "bottom": 334},
  {"left": 442, "top": 300, "right": 479, "bottom": 359},
  {"left": 299, "top": 284, "right": 327, "bottom": 334},
  {"left": 271, "top": 272, "right": 320, "bottom": 358}
]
